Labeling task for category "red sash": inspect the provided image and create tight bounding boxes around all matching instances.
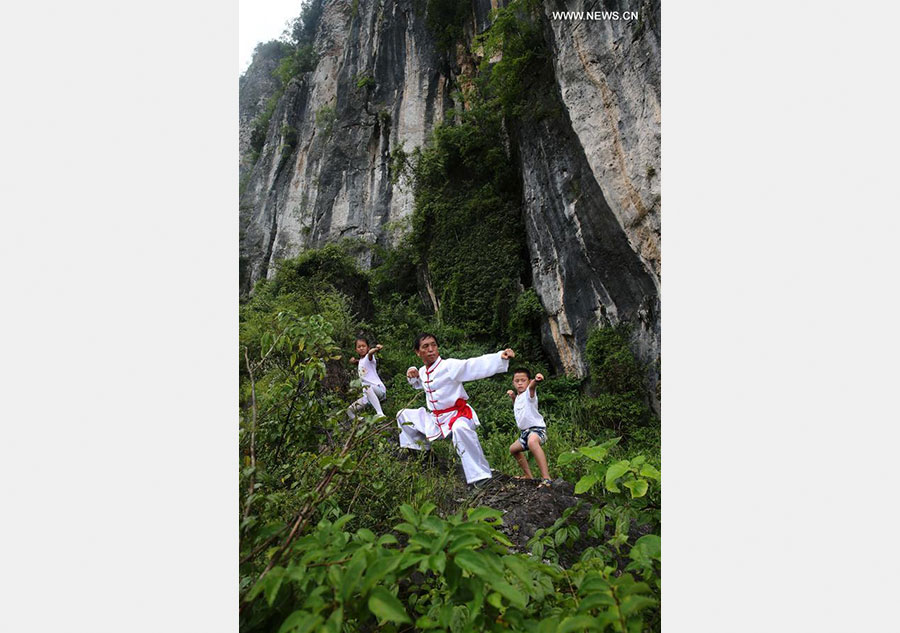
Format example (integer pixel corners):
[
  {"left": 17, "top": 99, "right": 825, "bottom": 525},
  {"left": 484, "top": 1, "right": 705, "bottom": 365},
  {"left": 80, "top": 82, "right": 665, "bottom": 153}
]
[{"left": 431, "top": 398, "right": 473, "bottom": 431}]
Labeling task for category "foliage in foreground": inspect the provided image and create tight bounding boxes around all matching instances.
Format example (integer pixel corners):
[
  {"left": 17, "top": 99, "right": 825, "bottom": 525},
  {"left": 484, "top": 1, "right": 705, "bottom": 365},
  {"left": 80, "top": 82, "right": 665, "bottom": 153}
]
[{"left": 244, "top": 504, "right": 658, "bottom": 633}]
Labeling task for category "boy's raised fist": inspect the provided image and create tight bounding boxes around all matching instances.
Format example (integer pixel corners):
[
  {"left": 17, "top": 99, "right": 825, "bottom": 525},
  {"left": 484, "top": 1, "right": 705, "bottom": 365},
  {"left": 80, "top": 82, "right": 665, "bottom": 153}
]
[
  {"left": 535, "top": 373, "right": 544, "bottom": 382},
  {"left": 501, "top": 348, "right": 516, "bottom": 360}
]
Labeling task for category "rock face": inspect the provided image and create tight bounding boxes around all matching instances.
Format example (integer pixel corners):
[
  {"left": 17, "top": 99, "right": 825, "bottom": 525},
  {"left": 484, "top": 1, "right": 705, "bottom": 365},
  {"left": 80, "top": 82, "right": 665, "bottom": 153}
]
[
  {"left": 239, "top": 0, "right": 453, "bottom": 291},
  {"left": 239, "top": 0, "right": 661, "bottom": 407},
  {"left": 239, "top": 45, "right": 287, "bottom": 185},
  {"left": 522, "top": 0, "right": 661, "bottom": 406}
]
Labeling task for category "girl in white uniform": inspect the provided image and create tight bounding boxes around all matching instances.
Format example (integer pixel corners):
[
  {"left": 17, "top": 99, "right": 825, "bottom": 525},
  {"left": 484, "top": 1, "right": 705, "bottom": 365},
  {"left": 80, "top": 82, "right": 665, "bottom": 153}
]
[{"left": 348, "top": 337, "right": 386, "bottom": 419}]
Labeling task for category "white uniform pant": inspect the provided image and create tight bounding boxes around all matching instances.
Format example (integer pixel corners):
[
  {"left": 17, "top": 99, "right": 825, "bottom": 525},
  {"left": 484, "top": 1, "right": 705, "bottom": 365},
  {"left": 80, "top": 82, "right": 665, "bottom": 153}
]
[
  {"left": 397, "top": 408, "right": 492, "bottom": 484},
  {"left": 347, "top": 384, "right": 386, "bottom": 419}
]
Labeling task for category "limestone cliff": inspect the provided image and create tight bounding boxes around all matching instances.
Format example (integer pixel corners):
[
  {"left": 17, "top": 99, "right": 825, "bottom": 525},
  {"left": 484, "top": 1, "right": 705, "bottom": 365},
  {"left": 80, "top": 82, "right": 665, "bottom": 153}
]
[{"left": 239, "top": 0, "right": 660, "bottom": 407}]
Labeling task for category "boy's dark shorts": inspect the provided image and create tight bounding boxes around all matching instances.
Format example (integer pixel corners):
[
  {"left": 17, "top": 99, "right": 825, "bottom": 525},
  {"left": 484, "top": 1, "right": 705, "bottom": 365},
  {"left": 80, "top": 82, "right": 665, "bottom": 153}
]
[{"left": 519, "top": 427, "right": 547, "bottom": 452}]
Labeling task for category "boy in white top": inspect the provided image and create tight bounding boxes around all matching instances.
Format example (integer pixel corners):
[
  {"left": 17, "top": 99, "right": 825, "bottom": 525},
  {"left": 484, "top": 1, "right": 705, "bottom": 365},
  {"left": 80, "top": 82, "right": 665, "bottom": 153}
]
[
  {"left": 347, "top": 337, "right": 386, "bottom": 419},
  {"left": 397, "top": 333, "right": 515, "bottom": 486},
  {"left": 506, "top": 368, "right": 551, "bottom": 486}
]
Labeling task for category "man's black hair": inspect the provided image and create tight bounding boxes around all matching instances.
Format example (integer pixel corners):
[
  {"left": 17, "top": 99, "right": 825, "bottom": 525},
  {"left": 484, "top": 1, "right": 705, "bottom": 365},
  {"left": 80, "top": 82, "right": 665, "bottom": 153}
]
[
  {"left": 512, "top": 367, "right": 532, "bottom": 379},
  {"left": 413, "top": 332, "right": 439, "bottom": 350}
]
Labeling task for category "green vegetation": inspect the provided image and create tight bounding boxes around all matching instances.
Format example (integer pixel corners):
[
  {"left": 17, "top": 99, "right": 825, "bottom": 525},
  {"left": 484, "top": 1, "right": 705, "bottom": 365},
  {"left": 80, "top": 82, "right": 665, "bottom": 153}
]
[
  {"left": 278, "top": 0, "right": 324, "bottom": 83},
  {"left": 275, "top": 44, "right": 318, "bottom": 85},
  {"left": 473, "top": 0, "right": 558, "bottom": 121},
  {"left": 240, "top": 241, "right": 660, "bottom": 631},
  {"left": 355, "top": 74, "right": 375, "bottom": 91},
  {"left": 316, "top": 105, "right": 337, "bottom": 139},
  {"left": 425, "top": 0, "right": 472, "bottom": 52}
]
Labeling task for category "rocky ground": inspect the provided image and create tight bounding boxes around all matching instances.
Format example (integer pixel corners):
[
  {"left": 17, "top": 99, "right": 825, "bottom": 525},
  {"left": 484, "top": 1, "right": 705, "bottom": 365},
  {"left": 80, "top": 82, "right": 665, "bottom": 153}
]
[{"left": 411, "top": 450, "right": 654, "bottom": 569}]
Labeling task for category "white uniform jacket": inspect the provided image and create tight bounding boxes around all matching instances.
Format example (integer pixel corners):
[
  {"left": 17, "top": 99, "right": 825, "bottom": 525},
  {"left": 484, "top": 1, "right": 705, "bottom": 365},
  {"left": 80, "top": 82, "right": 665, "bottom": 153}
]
[{"left": 406, "top": 352, "right": 509, "bottom": 439}]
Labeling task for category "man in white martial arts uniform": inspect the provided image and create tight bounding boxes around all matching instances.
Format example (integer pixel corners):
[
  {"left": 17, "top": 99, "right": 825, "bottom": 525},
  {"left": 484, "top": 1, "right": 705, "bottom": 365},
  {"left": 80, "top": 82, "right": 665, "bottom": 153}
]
[{"left": 397, "top": 333, "right": 516, "bottom": 486}]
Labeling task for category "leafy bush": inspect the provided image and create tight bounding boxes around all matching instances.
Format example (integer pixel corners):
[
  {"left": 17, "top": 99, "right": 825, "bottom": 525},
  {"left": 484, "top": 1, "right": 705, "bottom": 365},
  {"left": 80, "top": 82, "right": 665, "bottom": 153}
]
[
  {"left": 287, "top": 0, "right": 324, "bottom": 46},
  {"left": 584, "top": 327, "right": 644, "bottom": 395},
  {"left": 252, "top": 40, "right": 290, "bottom": 64},
  {"left": 243, "top": 503, "right": 659, "bottom": 633},
  {"left": 508, "top": 289, "right": 546, "bottom": 363},
  {"left": 274, "top": 44, "right": 318, "bottom": 84}
]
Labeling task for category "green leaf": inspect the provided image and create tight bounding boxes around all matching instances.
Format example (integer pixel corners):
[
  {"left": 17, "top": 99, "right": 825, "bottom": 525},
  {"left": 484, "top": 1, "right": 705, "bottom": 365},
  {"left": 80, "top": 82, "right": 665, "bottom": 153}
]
[
  {"left": 619, "top": 594, "right": 658, "bottom": 616},
  {"left": 420, "top": 501, "right": 437, "bottom": 517},
  {"left": 447, "top": 534, "right": 482, "bottom": 554},
  {"left": 629, "top": 534, "right": 661, "bottom": 562},
  {"left": 356, "top": 528, "right": 375, "bottom": 542},
  {"left": 333, "top": 514, "right": 355, "bottom": 530},
  {"left": 558, "top": 451, "right": 582, "bottom": 466},
  {"left": 454, "top": 550, "right": 491, "bottom": 577},
  {"left": 422, "top": 516, "right": 445, "bottom": 534},
  {"left": 368, "top": 587, "right": 411, "bottom": 624},
  {"left": 397, "top": 552, "right": 428, "bottom": 570},
  {"left": 492, "top": 579, "right": 528, "bottom": 609},
  {"left": 579, "top": 574, "right": 611, "bottom": 595},
  {"left": 558, "top": 614, "right": 603, "bottom": 632},
  {"left": 415, "top": 615, "right": 440, "bottom": 629},
  {"left": 322, "top": 607, "right": 343, "bottom": 633},
  {"left": 639, "top": 463, "right": 661, "bottom": 481},
  {"left": 428, "top": 551, "right": 447, "bottom": 574},
  {"left": 605, "top": 460, "right": 631, "bottom": 492},
  {"left": 361, "top": 554, "right": 402, "bottom": 593},
  {"left": 578, "top": 440, "right": 618, "bottom": 463},
  {"left": 277, "top": 611, "right": 323, "bottom": 633},
  {"left": 340, "top": 551, "right": 367, "bottom": 602},
  {"left": 574, "top": 473, "right": 599, "bottom": 494},
  {"left": 578, "top": 593, "right": 616, "bottom": 611},
  {"left": 468, "top": 507, "right": 503, "bottom": 523},
  {"left": 502, "top": 555, "right": 533, "bottom": 587},
  {"left": 264, "top": 568, "right": 285, "bottom": 606},
  {"left": 399, "top": 504, "right": 419, "bottom": 525},
  {"left": 409, "top": 534, "right": 435, "bottom": 550},
  {"left": 554, "top": 528, "right": 568, "bottom": 547},
  {"left": 376, "top": 533, "right": 398, "bottom": 546},
  {"left": 623, "top": 478, "right": 649, "bottom": 498},
  {"left": 394, "top": 522, "right": 417, "bottom": 535},
  {"left": 487, "top": 592, "right": 503, "bottom": 609}
]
